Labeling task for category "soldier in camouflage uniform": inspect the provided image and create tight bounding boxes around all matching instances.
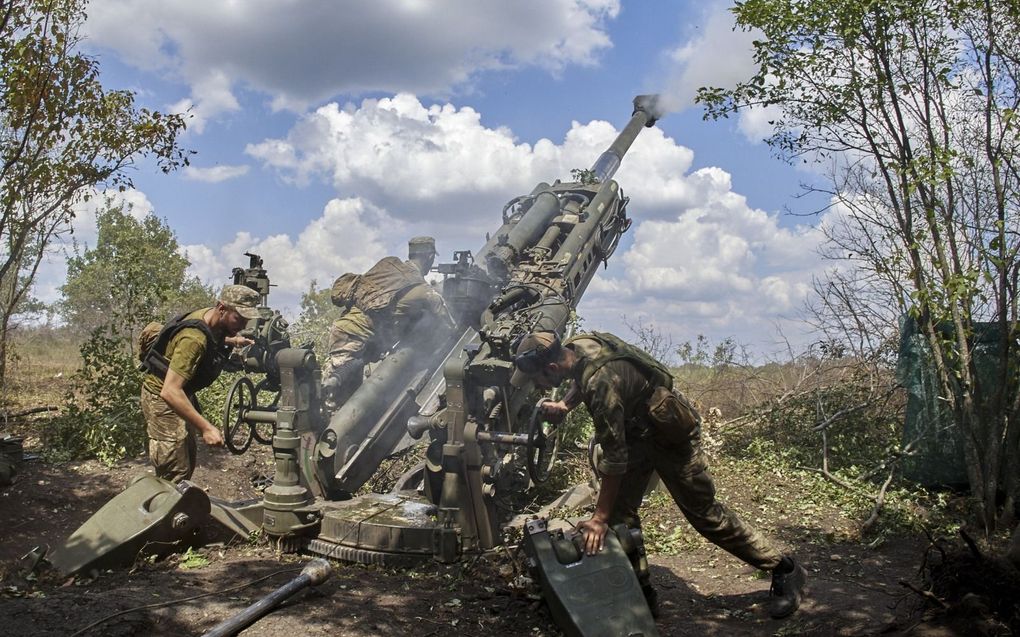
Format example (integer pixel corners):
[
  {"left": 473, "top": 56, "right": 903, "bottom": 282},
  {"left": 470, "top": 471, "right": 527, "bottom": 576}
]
[
  {"left": 511, "top": 331, "right": 806, "bottom": 619},
  {"left": 323, "top": 236, "right": 453, "bottom": 404},
  {"left": 139, "top": 285, "right": 257, "bottom": 483}
]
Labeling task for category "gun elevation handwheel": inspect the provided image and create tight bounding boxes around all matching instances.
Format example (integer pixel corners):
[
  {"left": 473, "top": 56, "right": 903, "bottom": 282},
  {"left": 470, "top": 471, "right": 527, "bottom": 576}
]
[
  {"left": 526, "top": 399, "right": 560, "bottom": 484},
  {"left": 223, "top": 376, "right": 256, "bottom": 454}
]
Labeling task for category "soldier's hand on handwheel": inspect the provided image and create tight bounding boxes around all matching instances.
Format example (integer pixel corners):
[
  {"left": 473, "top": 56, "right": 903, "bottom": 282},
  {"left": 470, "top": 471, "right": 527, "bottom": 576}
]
[
  {"left": 225, "top": 335, "right": 255, "bottom": 348},
  {"left": 540, "top": 399, "right": 570, "bottom": 424}
]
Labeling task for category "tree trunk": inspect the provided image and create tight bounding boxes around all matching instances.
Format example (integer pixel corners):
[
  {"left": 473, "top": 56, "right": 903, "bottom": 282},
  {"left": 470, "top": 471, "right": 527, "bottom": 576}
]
[{"left": 0, "top": 311, "right": 11, "bottom": 393}]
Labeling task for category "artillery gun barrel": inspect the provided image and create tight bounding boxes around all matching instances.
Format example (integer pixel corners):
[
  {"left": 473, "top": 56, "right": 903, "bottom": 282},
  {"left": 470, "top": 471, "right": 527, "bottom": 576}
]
[
  {"left": 475, "top": 95, "right": 661, "bottom": 283},
  {"left": 589, "top": 94, "right": 661, "bottom": 182},
  {"left": 201, "top": 559, "right": 332, "bottom": 637}
]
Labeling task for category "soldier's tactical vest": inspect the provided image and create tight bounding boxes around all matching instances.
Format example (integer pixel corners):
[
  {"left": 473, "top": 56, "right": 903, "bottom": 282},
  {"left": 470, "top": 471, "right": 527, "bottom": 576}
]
[
  {"left": 139, "top": 310, "right": 230, "bottom": 394},
  {"left": 571, "top": 333, "right": 700, "bottom": 443},
  {"left": 568, "top": 331, "right": 674, "bottom": 391},
  {"left": 330, "top": 257, "right": 423, "bottom": 313}
]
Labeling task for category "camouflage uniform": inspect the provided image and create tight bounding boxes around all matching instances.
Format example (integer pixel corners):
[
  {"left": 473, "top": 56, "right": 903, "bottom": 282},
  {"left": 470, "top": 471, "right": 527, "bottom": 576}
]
[
  {"left": 139, "top": 285, "right": 259, "bottom": 483},
  {"left": 325, "top": 272, "right": 447, "bottom": 370},
  {"left": 566, "top": 333, "right": 783, "bottom": 571},
  {"left": 324, "top": 237, "right": 451, "bottom": 400},
  {"left": 141, "top": 308, "right": 211, "bottom": 483}
]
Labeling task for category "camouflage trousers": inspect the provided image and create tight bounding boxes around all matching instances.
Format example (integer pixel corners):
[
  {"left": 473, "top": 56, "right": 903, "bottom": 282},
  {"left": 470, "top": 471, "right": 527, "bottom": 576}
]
[
  {"left": 610, "top": 435, "right": 783, "bottom": 571},
  {"left": 324, "top": 307, "right": 376, "bottom": 377},
  {"left": 140, "top": 387, "right": 196, "bottom": 484}
]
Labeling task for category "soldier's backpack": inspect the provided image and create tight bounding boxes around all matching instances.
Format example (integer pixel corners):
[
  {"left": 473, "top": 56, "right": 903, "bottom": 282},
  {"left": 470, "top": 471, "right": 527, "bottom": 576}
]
[
  {"left": 571, "top": 332, "right": 700, "bottom": 444},
  {"left": 330, "top": 256, "right": 423, "bottom": 312},
  {"left": 137, "top": 321, "right": 164, "bottom": 362},
  {"left": 571, "top": 331, "right": 675, "bottom": 391}
]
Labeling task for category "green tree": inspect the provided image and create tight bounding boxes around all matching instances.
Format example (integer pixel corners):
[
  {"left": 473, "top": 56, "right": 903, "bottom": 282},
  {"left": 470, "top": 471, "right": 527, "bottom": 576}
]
[
  {"left": 698, "top": 0, "right": 1020, "bottom": 531},
  {"left": 60, "top": 200, "right": 212, "bottom": 352},
  {"left": 289, "top": 279, "right": 343, "bottom": 360},
  {"left": 48, "top": 204, "right": 211, "bottom": 463},
  {"left": 0, "top": 0, "right": 190, "bottom": 388}
]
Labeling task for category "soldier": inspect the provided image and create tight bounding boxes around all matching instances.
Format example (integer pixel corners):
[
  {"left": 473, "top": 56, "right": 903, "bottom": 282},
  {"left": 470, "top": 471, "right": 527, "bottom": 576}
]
[
  {"left": 510, "top": 330, "right": 807, "bottom": 619},
  {"left": 138, "top": 285, "right": 257, "bottom": 483},
  {"left": 323, "top": 236, "right": 454, "bottom": 405}
]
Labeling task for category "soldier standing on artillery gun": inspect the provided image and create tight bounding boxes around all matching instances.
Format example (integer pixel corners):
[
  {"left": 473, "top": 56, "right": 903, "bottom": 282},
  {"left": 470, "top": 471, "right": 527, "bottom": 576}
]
[
  {"left": 138, "top": 285, "right": 258, "bottom": 482},
  {"left": 511, "top": 331, "right": 807, "bottom": 619},
  {"left": 323, "top": 236, "right": 455, "bottom": 406}
]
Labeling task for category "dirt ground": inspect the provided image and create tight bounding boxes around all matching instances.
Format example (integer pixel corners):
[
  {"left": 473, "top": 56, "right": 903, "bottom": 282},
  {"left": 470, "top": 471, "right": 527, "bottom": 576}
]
[{"left": 0, "top": 418, "right": 970, "bottom": 637}]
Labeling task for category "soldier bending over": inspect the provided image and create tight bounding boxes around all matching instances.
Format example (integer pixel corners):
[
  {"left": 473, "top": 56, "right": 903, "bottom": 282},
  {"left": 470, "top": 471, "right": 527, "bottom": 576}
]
[
  {"left": 511, "top": 331, "right": 807, "bottom": 619},
  {"left": 138, "top": 285, "right": 258, "bottom": 482}
]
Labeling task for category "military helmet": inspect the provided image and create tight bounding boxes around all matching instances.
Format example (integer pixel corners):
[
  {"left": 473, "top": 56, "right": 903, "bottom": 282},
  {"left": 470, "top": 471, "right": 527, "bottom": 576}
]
[
  {"left": 408, "top": 236, "right": 437, "bottom": 257},
  {"left": 510, "top": 331, "right": 561, "bottom": 387}
]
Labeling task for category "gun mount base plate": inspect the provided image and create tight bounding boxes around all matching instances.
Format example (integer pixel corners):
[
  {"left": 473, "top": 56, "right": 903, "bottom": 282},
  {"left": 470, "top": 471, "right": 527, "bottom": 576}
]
[{"left": 305, "top": 493, "right": 441, "bottom": 566}]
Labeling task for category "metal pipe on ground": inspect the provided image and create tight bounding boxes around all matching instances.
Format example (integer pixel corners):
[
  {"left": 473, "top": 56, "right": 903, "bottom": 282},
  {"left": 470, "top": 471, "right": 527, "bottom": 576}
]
[{"left": 201, "top": 559, "right": 333, "bottom": 637}]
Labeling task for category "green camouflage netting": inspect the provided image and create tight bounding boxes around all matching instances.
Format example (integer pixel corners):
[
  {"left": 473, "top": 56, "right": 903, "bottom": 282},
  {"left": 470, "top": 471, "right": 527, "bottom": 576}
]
[{"left": 897, "top": 316, "right": 1017, "bottom": 487}]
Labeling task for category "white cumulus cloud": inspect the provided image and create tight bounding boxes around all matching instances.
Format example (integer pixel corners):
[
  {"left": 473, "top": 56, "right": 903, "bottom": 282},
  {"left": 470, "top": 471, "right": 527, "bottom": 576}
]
[
  {"left": 245, "top": 94, "right": 698, "bottom": 244},
  {"left": 183, "top": 164, "right": 251, "bottom": 183},
  {"left": 182, "top": 197, "right": 401, "bottom": 313},
  {"left": 83, "top": 0, "right": 620, "bottom": 129}
]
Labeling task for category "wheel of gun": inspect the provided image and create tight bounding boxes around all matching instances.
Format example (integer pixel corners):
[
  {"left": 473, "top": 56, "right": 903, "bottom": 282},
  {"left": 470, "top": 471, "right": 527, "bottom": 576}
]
[
  {"left": 223, "top": 376, "right": 256, "bottom": 454},
  {"left": 527, "top": 399, "right": 561, "bottom": 483}
]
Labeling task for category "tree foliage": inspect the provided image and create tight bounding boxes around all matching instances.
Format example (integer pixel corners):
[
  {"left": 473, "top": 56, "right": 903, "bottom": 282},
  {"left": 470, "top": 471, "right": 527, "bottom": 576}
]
[
  {"left": 48, "top": 204, "right": 213, "bottom": 464},
  {"left": 45, "top": 325, "right": 144, "bottom": 464},
  {"left": 699, "top": 0, "right": 1020, "bottom": 531},
  {"left": 0, "top": 0, "right": 190, "bottom": 388},
  {"left": 60, "top": 201, "right": 211, "bottom": 352},
  {"left": 288, "top": 279, "right": 343, "bottom": 361}
]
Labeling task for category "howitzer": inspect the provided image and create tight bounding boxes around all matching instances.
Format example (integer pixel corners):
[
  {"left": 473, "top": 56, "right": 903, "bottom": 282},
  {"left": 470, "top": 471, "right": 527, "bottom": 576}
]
[
  {"left": 275, "top": 95, "right": 662, "bottom": 563},
  {"left": 53, "top": 96, "right": 665, "bottom": 635},
  {"left": 414, "top": 94, "right": 662, "bottom": 559}
]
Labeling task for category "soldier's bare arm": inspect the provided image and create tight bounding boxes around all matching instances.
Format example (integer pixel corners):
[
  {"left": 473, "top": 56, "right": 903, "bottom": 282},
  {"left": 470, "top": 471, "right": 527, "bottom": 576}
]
[{"left": 159, "top": 369, "right": 224, "bottom": 447}]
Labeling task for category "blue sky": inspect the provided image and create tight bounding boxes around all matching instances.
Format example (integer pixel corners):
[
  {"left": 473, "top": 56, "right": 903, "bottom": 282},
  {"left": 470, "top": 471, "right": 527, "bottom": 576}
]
[{"left": 37, "top": 0, "right": 836, "bottom": 357}]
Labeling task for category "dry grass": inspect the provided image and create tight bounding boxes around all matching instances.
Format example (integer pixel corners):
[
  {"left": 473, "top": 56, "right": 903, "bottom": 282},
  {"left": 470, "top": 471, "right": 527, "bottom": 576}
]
[{"left": 3, "top": 327, "right": 80, "bottom": 413}]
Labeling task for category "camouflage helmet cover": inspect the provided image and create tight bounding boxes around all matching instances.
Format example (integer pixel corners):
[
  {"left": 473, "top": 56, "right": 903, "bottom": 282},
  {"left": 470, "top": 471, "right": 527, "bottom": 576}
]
[
  {"left": 509, "top": 331, "right": 561, "bottom": 387},
  {"left": 408, "top": 236, "right": 437, "bottom": 256}
]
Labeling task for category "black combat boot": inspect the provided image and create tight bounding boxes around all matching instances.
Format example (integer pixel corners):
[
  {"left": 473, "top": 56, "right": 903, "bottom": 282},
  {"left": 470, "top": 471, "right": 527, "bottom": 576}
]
[{"left": 768, "top": 556, "right": 806, "bottom": 619}]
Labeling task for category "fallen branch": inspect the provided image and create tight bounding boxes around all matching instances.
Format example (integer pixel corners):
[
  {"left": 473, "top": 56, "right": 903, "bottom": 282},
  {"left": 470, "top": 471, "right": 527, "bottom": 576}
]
[
  {"left": 959, "top": 528, "right": 983, "bottom": 561},
  {"left": 898, "top": 579, "right": 949, "bottom": 609},
  {"left": 812, "top": 384, "right": 900, "bottom": 432},
  {"left": 1, "top": 405, "right": 59, "bottom": 421},
  {"left": 861, "top": 465, "right": 896, "bottom": 534},
  {"left": 797, "top": 429, "right": 878, "bottom": 499},
  {"left": 795, "top": 465, "right": 874, "bottom": 498}
]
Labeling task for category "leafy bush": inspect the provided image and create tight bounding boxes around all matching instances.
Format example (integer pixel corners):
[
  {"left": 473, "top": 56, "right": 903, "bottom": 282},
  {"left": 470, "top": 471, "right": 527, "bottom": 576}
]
[
  {"left": 45, "top": 327, "right": 145, "bottom": 465},
  {"left": 288, "top": 280, "right": 343, "bottom": 361}
]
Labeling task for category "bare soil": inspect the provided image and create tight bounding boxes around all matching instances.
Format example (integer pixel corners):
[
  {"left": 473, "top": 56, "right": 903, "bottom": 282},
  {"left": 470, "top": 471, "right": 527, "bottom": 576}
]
[{"left": 0, "top": 415, "right": 987, "bottom": 637}]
